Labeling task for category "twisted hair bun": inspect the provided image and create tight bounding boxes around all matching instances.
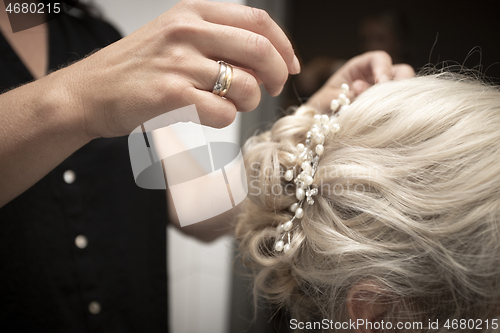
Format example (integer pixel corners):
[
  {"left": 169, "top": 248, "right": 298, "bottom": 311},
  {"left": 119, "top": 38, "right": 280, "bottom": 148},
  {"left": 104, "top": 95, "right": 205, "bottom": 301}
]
[{"left": 236, "top": 74, "right": 500, "bottom": 330}]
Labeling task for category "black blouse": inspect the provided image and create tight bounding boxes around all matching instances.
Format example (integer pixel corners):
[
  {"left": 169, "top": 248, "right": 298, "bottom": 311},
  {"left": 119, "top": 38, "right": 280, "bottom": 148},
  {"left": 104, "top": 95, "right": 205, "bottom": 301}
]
[{"left": 0, "top": 13, "right": 168, "bottom": 333}]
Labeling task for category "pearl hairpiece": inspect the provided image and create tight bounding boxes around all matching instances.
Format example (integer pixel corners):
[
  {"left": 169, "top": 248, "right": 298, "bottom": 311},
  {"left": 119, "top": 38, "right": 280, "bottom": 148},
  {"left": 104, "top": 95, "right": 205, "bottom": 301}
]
[{"left": 275, "top": 83, "right": 351, "bottom": 253}]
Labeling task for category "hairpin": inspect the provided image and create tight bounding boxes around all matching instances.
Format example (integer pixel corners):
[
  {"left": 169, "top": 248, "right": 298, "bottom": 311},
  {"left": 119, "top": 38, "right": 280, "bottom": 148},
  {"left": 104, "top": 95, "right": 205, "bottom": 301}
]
[{"left": 275, "top": 84, "right": 351, "bottom": 253}]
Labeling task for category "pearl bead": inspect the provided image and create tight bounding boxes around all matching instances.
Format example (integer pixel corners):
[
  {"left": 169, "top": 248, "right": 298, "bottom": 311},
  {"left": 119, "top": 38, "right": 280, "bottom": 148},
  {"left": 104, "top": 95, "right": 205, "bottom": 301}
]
[
  {"left": 311, "top": 127, "right": 319, "bottom": 137},
  {"left": 284, "top": 170, "right": 294, "bottom": 181},
  {"left": 296, "top": 188, "right": 305, "bottom": 200},
  {"left": 321, "top": 114, "right": 329, "bottom": 125},
  {"left": 303, "top": 174, "right": 313, "bottom": 186},
  {"left": 283, "top": 221, "right": 293, "bottom": 231},
  {"left": 301, "top": 161, "right": 311, "bottom": 172},
  {"left": 330, "top": 123, "right": 340, "bottom": 133},
  {"left": 277, "top": 224, "right": 284, "bottom": 233},
  {"left": 275, "top": 240, "right": 284, "bottom": 252},
  {"left": 341, "top": 83, "right": 349, "bottom": 94},
  {"left": 315, "top": 134, "right": 325, "bottom": 145},
  {"left": 298, "top": 151, "right": 308, "bottom": 162},
  {"left": 289, "top": 202, "right": 299, "bottom": 213},
  {"left": 297, "top": 143, "right": 305, "bottom": 152},
  {"left": 283, "top": 244, "right": 291, "bottom": 253},
  {"left": 295, "top": 207, "right": 304, "bottom": 219},
  {"left": 313, "top": 114, "right": 321, "bottom": 124},
  {"left": 330, "top": 99, "right": 340, "bottom": 112},
  {"left": 287, "top": 153, "right": 296, "bottom": 163},
  {"left": 321, "top": 124, "right": 330, "bottom": 135},
  {"left": 338, "top": 94, "right": 348, "bottom": 105},
  {"left": 315, "top": 144, "right": 324, "bottom": 156}
]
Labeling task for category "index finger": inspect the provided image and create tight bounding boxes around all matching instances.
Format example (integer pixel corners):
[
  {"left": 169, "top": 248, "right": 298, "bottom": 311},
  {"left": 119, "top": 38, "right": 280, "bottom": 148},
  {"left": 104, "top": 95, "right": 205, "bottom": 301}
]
[
  {"left": 392, "top": 64, "right": 415, "bottom": 80},
  {"left": 369, "top": 51, "right": 393, "bottom": 83},
  {"left": 189, "top": 0, "right": 300, "bottom": 74},
  {"left": 344, "top": 51, "right": 393, "bottom": 84}
]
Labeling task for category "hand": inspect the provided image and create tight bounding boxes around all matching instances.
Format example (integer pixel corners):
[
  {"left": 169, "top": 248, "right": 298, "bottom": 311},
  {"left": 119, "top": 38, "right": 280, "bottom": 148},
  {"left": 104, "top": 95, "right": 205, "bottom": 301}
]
[
  {"left": 59, "top": 0, "right": 300, "bottom": 138},
  {"left": 306, "top": 51, "right": 414, "bottom": 112}
]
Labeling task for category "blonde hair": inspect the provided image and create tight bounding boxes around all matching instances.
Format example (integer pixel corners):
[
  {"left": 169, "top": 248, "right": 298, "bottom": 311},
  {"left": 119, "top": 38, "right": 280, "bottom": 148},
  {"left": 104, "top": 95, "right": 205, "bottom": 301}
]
[{"left": 236, "top": 74, "right": 500, "bottom": 332}]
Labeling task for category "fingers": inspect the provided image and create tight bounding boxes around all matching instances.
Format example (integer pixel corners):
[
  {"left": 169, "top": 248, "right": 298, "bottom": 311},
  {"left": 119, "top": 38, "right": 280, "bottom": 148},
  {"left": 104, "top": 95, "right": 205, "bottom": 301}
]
[
  {"left": 187, "top": 87, "right": 237, "bottom": 129},
  {"left": 193, "top": 22, "right": 288, "bottom": 96},
  {"left": 392, "top": 64, "right": 415, "bottom": 80},
  {"left": 306, "top": 51, "right": 414, "bottom": 112},
  {"left": 188, "top": 58, "right": 261, "bottom": 112},
  {"left": 359, "top": 51, "right": 415, "bottom": 83},
  {"left": 368, "top": 51, "right": 393, "bottom": 83},
  {"left": 223, "top": 68, "right": 261, "bottom": 112},
  {"left": 189, "top": 0, "right": 300, "bottom": 75},
  {"left": 341, "top": 51, "right": 393, "bottom": 85},
  {"left": 335, "top": 51, "right": 414, "bottom": 94}
]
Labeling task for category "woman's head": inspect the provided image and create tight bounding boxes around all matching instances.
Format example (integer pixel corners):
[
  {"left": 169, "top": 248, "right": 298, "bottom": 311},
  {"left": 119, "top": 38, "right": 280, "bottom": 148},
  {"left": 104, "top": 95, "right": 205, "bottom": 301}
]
[{"left": 236, "top": 74, "right": 500, "bottom": 332}]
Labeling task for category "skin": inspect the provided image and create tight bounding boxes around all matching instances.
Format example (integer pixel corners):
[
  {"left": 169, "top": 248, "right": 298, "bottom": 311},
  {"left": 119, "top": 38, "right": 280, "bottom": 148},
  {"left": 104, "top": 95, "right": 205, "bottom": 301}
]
[
  {"left": 169, "top": 51, "right": 414, "bottom": 242},
  {"left": 0, "top": 0, "right": 299, "bottom": 207},
  {"left": 0, "top": 1, "right": 417, "bottom": 324},
  {"left": 0, "top": 0, "right": 414, "bottom": 242},
  {"left": 307, "top": 51, "right": 415, "bottom": 113},
  {"left": 347, "top": 281, "right": 391, "bottom": 333}
]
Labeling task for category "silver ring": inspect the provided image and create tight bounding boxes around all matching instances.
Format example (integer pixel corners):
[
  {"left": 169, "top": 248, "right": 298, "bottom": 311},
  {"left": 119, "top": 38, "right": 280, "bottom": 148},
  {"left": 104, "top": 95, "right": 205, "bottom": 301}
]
[{"left": 212, "top": 61, "right": 233, "bottom": 97}]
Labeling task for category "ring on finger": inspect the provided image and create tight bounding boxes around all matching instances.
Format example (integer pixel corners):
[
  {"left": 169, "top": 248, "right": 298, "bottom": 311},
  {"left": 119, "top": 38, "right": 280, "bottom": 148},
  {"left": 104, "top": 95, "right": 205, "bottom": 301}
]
[{"left": 212, "top": 61, "right": 233, "bottom": 98}]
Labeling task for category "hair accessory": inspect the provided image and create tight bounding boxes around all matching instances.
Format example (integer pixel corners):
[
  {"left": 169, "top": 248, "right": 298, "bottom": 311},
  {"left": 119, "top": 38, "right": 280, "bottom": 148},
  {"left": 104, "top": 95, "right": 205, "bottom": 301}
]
[{"left": 275, "top": 84, "right": 351, "bottom": 253}]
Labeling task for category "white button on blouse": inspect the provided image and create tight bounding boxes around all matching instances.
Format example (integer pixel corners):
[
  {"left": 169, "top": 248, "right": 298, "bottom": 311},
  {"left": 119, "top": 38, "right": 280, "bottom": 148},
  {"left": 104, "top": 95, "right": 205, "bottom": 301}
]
[
  {"left": 63, "top": 170, "right": 76, "bottom": 184},
  {"left": 75, "top": 235, "right": 88, "bottom": 249},
  {"left": 88, "top": 301, "right": 101, "bottom": 315}
]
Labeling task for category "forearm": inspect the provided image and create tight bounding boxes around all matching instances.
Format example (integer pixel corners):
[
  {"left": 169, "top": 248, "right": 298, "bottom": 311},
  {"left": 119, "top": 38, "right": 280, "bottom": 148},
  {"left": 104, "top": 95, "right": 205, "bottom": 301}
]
[
  {"left": 0, "top": 0, "right": 300, "bottom": 210},
  {"left": 0, "top": 69, "right": 91, "bottom": 207}
]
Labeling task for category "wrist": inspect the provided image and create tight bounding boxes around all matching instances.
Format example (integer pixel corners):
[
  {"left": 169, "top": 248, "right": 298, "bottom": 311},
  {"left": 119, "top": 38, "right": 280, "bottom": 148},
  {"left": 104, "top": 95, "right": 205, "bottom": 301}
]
[{"left": 40, "top": 68, "right": 95, "bottom": 144}]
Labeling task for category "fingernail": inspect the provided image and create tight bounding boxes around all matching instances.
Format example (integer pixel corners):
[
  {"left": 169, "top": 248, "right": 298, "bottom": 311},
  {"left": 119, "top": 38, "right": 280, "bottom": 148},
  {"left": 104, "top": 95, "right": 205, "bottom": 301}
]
[{"left": 292, "top": 54, "right": 301, "bottom": 74}]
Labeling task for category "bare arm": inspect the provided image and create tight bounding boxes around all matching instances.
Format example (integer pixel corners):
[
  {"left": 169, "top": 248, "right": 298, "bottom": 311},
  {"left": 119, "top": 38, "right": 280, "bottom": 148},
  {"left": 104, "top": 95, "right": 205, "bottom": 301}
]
[
  {"left": 0, "top": 0, "right": 299, "bottom": 207},
  {"left": 0, "top": 71, "right": 91, "bottom": 207}
]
